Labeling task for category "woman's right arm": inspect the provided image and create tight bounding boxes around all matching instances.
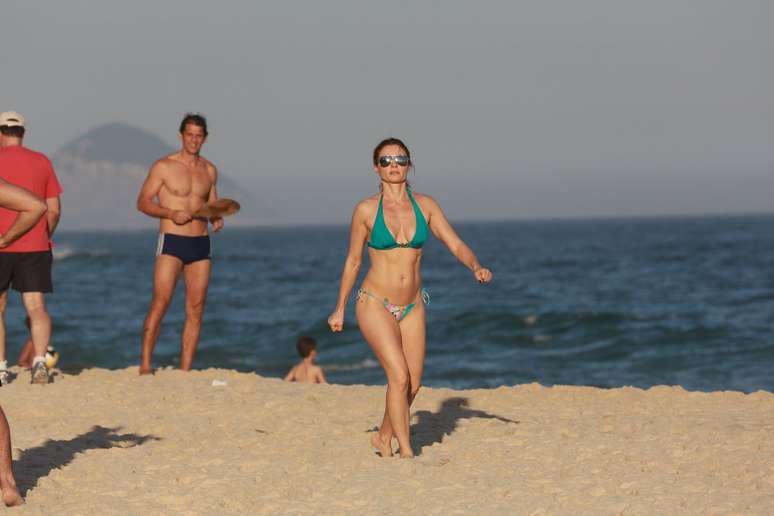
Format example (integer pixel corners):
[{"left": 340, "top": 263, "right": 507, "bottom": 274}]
[{"left": 328, "top": 202, "right": 370, "bottom": 332}]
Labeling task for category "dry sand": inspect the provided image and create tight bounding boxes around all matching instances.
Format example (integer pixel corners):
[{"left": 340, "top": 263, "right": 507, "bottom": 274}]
[{"left": 0, "top": 366, "right": 772, "bottom": 514}]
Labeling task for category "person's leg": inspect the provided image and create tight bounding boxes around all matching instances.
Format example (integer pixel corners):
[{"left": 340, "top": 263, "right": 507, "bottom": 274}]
[
  {"left": 22, "top": 292, "right": 51, "bottom": 384},
  {"left": 179, "top": 259, "right": 210, "bottom": 371},
  {"left": 140, "top": 255, "right": 183, "bottom": 374},
  {"left": 0, "top": 291, "right": 7, "bottom": 366},
  {"left": 21, "top": 292, "right": 49, "bottom": 360},
  {"left": 16, "top": 316, "right": 33, "bottom": 369},
  {"left": 16, "top": 340, "right": 32, "bottom": 369},
  {"left": 0, "top": 406, "right": 23, "bottom": 506},
  {"left": 0, "top": 254, "right": 12, "bottom": 372},
  {"left": 375, "top": 302, "right": 426, "bottom": 448},
  {"left": 14, "top": 251, "right": 53, "bottom": 368},
  {"left": 355, "top": 296, "right": 413, "bottom": 458},
  {"left": 0, "top": 292, "right": 8, "bottom": 385}
]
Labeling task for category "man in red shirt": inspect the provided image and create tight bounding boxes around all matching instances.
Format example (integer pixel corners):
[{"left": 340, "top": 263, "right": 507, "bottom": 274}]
[{"left": 0, "top": 111, "right": 63, "bottom": 385}]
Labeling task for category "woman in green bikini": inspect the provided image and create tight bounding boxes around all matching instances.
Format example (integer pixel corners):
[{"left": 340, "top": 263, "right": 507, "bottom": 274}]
[{"left": 328, "top": 138, "right": 493, "bottom": 458}]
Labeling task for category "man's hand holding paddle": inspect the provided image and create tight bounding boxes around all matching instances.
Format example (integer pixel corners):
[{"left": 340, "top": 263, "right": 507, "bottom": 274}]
[
  {"left": 193, "top": 198, "right": 240, "bottom": 232},
  {"left": 193, "top": 198, "right": 240, "bottom": 219}
]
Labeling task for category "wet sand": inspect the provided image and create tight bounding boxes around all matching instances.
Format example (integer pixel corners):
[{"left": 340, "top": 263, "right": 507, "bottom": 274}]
[{"left": 1, "top": 367, "right": 772, "bottom": 514}]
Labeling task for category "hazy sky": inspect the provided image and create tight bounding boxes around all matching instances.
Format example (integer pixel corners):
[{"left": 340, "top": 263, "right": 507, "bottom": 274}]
[{"left": 2, "top": 1, "right": 772, "bottom": 224}]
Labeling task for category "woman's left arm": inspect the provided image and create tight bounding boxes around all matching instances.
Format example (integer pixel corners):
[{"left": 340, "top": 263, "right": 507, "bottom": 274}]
[{"left": 424, "top": 195, "right": 493, "bottom": 284}]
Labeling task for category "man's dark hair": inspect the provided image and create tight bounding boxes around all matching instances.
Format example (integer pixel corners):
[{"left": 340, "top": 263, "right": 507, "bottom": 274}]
[
  {"left": 179, "top": 113, "right": 208, "bottom": 136},
  {"left": 296, "top": 336, "right": 317, "bottom": 358},
  {"left": 0, "top": 126, "right": 25, "bottom": 138}
]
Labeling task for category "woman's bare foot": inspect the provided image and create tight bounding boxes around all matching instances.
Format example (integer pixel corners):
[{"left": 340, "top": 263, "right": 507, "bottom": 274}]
[
  {"left": 398, "top": 449, "right": 414, "bottom": 459},
  {"left": 2, "top": 486, "right": 24, "bottom": 507},
  {"left": 370, "top": 433, "right": 393, "bottom": 457},
  {"left": 138, "top": 366, "right": 155, "bottom": 376}
]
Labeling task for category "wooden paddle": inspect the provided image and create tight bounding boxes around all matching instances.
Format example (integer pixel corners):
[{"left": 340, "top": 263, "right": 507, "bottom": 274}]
[{"left": 193, "top": 198, "right": 241, "bottom": 218}]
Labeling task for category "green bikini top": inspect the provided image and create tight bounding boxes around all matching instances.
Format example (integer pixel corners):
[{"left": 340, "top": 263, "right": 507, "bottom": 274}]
[{"left": 368, "top": 189, "right": 429, "bottom": 250}]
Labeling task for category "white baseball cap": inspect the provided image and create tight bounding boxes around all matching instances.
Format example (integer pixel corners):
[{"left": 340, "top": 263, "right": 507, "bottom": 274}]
[{"left": 0, "top": 111, "right": 25, "bottom": 128}]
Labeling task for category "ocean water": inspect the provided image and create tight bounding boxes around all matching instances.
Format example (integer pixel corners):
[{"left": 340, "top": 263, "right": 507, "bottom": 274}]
[{"left": 3, "top": 215, "right": 773, "bottom": 392}]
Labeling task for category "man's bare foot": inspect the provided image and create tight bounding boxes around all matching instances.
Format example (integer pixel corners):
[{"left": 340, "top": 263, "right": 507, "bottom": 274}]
[
  {"left": 138, "top": 366, "right": 155, "bottom": 375},
  {"left": 2, "top": 486, "right": 24, "bottom": 507},
  {"left": 398, "top": 449, "right": 415, "bottom": 459},
  {"left": 370, "top": 433, "right": 393, "bottom": 457}
]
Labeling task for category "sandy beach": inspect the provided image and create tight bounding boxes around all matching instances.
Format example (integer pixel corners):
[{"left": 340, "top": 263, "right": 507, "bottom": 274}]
[{"left": 0, "top": 367, "right": 772, "bottom": 514}]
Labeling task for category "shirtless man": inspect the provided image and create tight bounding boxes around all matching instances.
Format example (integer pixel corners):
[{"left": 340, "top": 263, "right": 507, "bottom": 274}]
[
  {"left": 136, "top": 114, "right": 224, "bottom": 374},
  {"left": 284, "top": 336, "right": 327, "bottom": 384}
]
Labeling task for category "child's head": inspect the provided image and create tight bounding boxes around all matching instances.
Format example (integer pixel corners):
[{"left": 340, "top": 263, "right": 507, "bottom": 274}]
[{"left": 296, "top": 336, "right": 317, "bottom": 358}]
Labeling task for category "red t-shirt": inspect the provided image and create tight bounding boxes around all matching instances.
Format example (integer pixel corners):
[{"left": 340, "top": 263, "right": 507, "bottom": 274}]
[{"left": 0, "top": 146, "right": 63, "bottom": 252}]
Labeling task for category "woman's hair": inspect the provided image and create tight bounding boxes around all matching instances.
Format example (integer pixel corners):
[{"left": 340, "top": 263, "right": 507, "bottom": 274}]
[
  {"left": 372, "top": 137, "right": 412, "bottom": 167},
  {"left": 372, "top": 137, "right": 413, "bottom": 190}
]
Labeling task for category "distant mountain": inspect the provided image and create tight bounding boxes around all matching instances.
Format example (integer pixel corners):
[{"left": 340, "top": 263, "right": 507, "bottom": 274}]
[
  {"left": 53, "top": 123, "right": 260, "bottom": 230},
  {"left": 57, "top": 123, "right": 173, "bottom": 166}
]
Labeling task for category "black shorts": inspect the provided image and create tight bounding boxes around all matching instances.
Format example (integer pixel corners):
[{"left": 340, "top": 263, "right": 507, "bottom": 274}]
[
  {"left": 156, "top": 233, "right": 211, "bottom": 265},
  {"left": 0, "top": 251, "right": 54, "bottom": 293}
]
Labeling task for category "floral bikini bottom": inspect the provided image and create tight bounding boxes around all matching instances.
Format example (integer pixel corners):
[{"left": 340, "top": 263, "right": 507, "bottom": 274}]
[{"left": 356, "top": 287, "right": 430, "bottom": 322}]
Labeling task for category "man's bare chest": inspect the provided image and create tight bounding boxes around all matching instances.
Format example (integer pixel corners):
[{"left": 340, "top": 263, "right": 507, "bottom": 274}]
[{"left": 162, "top": 167, "right": 212, "bottom": 198}]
